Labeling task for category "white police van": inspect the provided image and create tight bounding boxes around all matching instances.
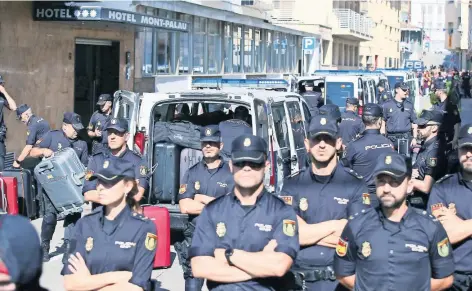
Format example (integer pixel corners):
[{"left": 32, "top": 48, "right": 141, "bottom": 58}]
[{"left": 112, "top": 79, "right": 311, "bottom": 229}]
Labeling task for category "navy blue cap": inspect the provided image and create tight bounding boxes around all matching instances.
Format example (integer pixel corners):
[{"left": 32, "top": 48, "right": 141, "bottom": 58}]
[
  {"left": 97, "top": 94, "right": 112, "bottom": 105},
  {"left": 89, "top": 156, "right": 136, "bottom": 183},
  {"left": 106, "top": 118, "right": 128, "bottom": 133},
  {"left": 0, "top": 214, "right": 42, "bottom": 285},
  {"left": 319, "top": 104, "right": 341, "bottom": 121},
  {"left": 63, "top": 112, "right": 84, "bottom": 131},
  {"left": 373, "top": 152, "right": 408, "bottom": 179},
  {"left": 362, "top": 103, "right": 383, "bottom": 117},
  {"left": 16, "top": 104, "right": 30, "bottom": 117},
  {"left": 308, "top": 115, "right": 338, "bottom": 139},
  {"left": 415, "top": 110, "right": 443, "bottom": 126},
  {"left": 200, "top": 125, "right": 221, "bottom": 142},
  {"left": 458, "top": 124, "right": 472, "bottom": 147},
  {"left": 394, "top": 82, "right": 409, "bottom": 90},
  {"left": 231, "top": 134, "right": 267, "bottom": 164},
  {"left": 346, "top": 98, "right": 359, "bottom": 106}
]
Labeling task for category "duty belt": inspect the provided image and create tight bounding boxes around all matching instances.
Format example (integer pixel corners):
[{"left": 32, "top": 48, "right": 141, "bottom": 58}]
[
  {"left": 455, "top": 272, "right": 472, "bottom": 287},
  {"left": 292, "top": 266, "right": 336, "bottom": 282},
  {"left": 387, "top": 132, "right": 411, "bottom": 139}
]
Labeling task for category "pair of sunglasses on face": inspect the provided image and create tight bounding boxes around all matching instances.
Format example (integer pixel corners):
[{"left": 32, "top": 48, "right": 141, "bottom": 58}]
[{"left": 233, "top": 161, "right": 264, "bottom": 169}]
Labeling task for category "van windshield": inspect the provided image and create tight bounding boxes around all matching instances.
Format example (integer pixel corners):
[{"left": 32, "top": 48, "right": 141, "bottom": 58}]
[
  {"left": 326, "top": 82, "right": 354, "bottom": 109},
  {"left": 387, "top": 76, "right": 404, "bottom": 89}
]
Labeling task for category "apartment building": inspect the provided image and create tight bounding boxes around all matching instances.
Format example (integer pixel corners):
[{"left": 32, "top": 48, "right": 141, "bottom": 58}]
[{"left": 444, "top": 0, "right": 469, "bottom": 69}]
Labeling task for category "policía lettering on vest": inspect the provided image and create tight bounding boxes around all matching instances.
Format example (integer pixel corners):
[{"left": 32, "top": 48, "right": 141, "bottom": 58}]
[
  {"left": 365, "top": 144, "right": 392, "bottom": 151},
  {"left": 108, "top": 10, "right": 137, "bottom": 23},
  {"left": 36, "top": 8, "right": 73, "bottom": 19}
]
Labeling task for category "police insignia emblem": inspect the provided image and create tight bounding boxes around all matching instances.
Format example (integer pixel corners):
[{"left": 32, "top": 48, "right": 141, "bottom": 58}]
[
  {"left": 437, "top": 238, "right": 450, "bottom": 257},
  {"left": 468, "top": 127, "right": 472, "bottom": 134},
  {"left": 88, "top": 124, "right": 93, "bottom": 130},
  {"left": 279, "top": 195, "right": 293, "bottom": 205},
  {"left": 389, "top": 108, "right": 393, "bottom": 113},
  {"left": 195, "top": 181, "right": 200, "bottom": 191},
  {"left": 385, "top": 155, "right": 392, "bottom": 165},
  {"left": 216, "top": 222, "right": 226, "bottom": 237},
  {"left": 103, "top": 160, "right": 109, "bottom": 169},
  {"left": 97, "top": 121, "right": 101, "bottom": 126},
  {"left": 361, "top": 241, "right": 372, "bottom": 257},
  {"left": 179, "top": 184, "right": 187, "bottom": 195},
  {"left": 431, "top": 203, "right": 445, "bottom": 217},
  {"left": 428, "top": 158, "right": 437, "bottom": 167},
  {"left": 111, "top": 119, "right": 117, "bottom": 125},
  {"left": 448, "top": 203, "right": 457, "bottom": 215},
  {"left": 140, "top": 165, "right": 147, "bottom": 176},
  {"left": 320, "top": 117, "right": 327, "bottom": 125},
  {"left": 243, "top": 138, "right": 251, "bottom": 147},
  {"left": 299, "top": 198, "right": 308, "bottom": 211},
  {"left": 85, "top": 170, "right": 93, "bottom": 181},
  {"left": 362, "top": 193, "right": 371, "bottom": 205},
  {"left": 336, "top": 238, "right": 348, "bottom": 257},
  {"left": 26, "top": 130, "right": 30, "bottom": 136},
  {"left": 58, "top": 143, "right": 62, "bottom": 150},
  {"left": 282, "top": 219, "right": 296, "bottom": 237},
  {"left": 145, "top": 233, "right": 157, "bottom": 251},
  {"left": 205, "top": 128, "right": 212, "bottom": 136},
  {"left": 85, "top": 237, "right": 94, "bottom": 252}
]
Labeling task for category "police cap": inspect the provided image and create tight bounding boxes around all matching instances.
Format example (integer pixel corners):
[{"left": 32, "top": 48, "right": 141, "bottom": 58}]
[
  {"left": 63, "top": 112, "right": 84, "bottom": 131},
  {"left": 231, "top": 134, "right": 267, "bottom": 164},
  {"left": 319, "top": 104, "right": 342, "bottom": 121},
  {"left": 394, "top": 82, "right": 409, "bottom": 91},
  {"left": 97, "top": 94, "right": 112, "bottom": 106},
  {"left": 106, "top": 118, "right": 128, "bottom": 133},
  {"left": 362, "top": 103, "right": 383, "bottom": 117},
  {"left": 200, "top": 125, "right": 221, "bottom": 143},
  {"left": 458, "top": 123, "right": 472, "bottom": 148},
  {"left": 308, "top": 115, "right": 338, "bottom": 139},
  {"left": 373, "top": 152, "right": 408, "bottom": 180},
  {"left": 346, "top": 98, "right": 359, "bottom": 106},
  {"left": 16, "top": 104, "right": 30, "bottom": 117},
  {"left": 89, "top": 156, "right": 136, "bottom": 183},
  {"left": 415, "top": 110, "right": 443, "bottom": 126}
]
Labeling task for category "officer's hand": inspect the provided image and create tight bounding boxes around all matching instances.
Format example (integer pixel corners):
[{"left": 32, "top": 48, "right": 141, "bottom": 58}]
[
  {"left": 12, "top": 161, "right": 20, "bottom": 168},
  {"left": 42, "top": 149, "right": 54, "bottom": 158},
  {"left": 412, "top": 169, "right": 420, "bottom": 179},
  {"left": 410, "top": 138, "right": 417, "bottom": 147},
  {"left": 0, "top": 273, "right": 15, "bottom": 291},
  {"left": 263, "top": 239, "right": 278, "bottom": 252},
  {"left": 68, "top": 252, "right": 91, "bottom": 276},
  {"left": 94, "top": 128, "right": 102, "bottom": 137},
  {"left": 437, "top": 208, "right": 462, "bottom": 224}
]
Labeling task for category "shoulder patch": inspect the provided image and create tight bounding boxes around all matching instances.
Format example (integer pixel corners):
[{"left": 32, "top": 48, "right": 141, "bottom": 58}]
[
  {"left": 131, "top": 212, "right": 149, "bottom": 221},
  {"left": 436, "top": 174, "right": 453, "bottom": 184},
  {"left": 346, "top": 168, "right": 363, "bottom": 179}
]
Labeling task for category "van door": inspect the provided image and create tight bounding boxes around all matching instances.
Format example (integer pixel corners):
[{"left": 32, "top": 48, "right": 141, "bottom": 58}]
[
  {"left": 368, "top": 80, "right": 376, "bottom": 103},
  {"left": 285, "top": 98, "right": 306, "bottom": 172},
  {"left": 112, "top": 90, "right": 140, "bottom": 150},
  {"left": 357, "top": 78, "right": 364, "bottom": 106},
  {"left": 269, "top": 101, "right": 292, "bottom": 180}
]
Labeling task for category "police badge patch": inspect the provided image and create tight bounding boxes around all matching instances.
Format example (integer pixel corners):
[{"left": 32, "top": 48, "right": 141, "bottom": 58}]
[
  {"left": 385, "top": 155, "right": 392, "bottom": 165},
  {"left": 299, "top": 198, "right": 308, "bottom": 211},
  {"left": 103, "top": 160, "right": 109, "bottom": 169},
  {"left": 448, "top": 203, "right": 457, "bottom": 215},
  {"left": 85, "top": 170, "right": 93, "bottom": 181},
  {"left": 279, "top": 195, "right": 293, "bottom": 205},
  {"left": 145, "top": 233, "right": 158, "bottom": 251},
  {"left": 283, "top": 220, "right": 296, "bottom": 237},
  {"left": 179, "top": 184, "right": 187, "bottom": 195},
  {"left": 361, "top": 241, "right": 371, "bottom": 257},
  {"left": 195, "top": 181, "right": 201, "bottom": 191},
  {"left": 85, "top": 237, "right": 94, "bottom": 252},
  {"left": 336, "top": 238, "right": 348, "bottom": 257},
  {"left": 216, "top": 222, "right": 226, "bottom": 237},
  {"left": 437, "top": 238, "right": 450, "bottom": 257},
  {"left": 428, "top": 158, "right": 437, "bottom": 167},
  {"left": 362, "top": 193, "right": 371, "bottom": 205},
  {"left": 140, "top": 165, "right": 148, "bottom": 176}
]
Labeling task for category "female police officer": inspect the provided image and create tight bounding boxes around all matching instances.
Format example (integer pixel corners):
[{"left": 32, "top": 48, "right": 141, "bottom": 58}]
[{"left": 61, "top": 157, "right": 157, "bottom": 291}]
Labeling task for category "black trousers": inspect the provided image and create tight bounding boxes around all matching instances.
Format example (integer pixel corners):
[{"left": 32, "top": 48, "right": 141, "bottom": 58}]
[{"left": 0, "top": 140, "right": 6, "bottom": 171}]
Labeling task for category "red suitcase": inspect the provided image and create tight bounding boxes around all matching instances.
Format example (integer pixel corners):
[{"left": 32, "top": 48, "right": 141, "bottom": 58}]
[
  {"left": 0, "top": 177, "right": 19, "bottom": 215},
  {"left": 142, "top": 205, "right": 171, "bottom": 268}
]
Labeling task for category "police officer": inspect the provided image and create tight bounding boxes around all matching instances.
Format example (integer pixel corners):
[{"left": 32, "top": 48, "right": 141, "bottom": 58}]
[
  {"left": 280, "top": 115, "right": 370, "bottom": 291},
  {"left": 301, "top": 80, "right": 323, "bottom": 116},
  {"left": 0, "top": 77, "right": 17, "bottom": 170},
  {"left": 176, "top": 125, "right": 234, "bottom": 291},
  {"left": 0, "top": 213, "right": 47, "bottom": 291},
  {"left": 62, "top": 157, "right": 156, "bottom": 291},
  {"left": 433, "top": 88, "right": 460, "bottom": 148},
  {"left": 377, "top": 82, "right": 391, "bottom": 105},
  {"left": 83, "top": 118, "right": 148, "bottom": 207},
  {"left": 189, "top": 134, "right": 299, "bottom": 290},
  {"left": 382, "top": 82, "right": 418, "bottom": 152},
  {"left": 29, "top": 112, "right": 87, "bottom": 262},
  {"left": 319, "top": 104, "right": 342, "bottom": 125},
  {"left": 434, "top": 72, "right": 446, "bottom": 90},
  {"left": 87, "top": 93, "right": 113, "bottom": 155},
  {"left": 13, "top": 104, "right": 50, "bottom": 168},
  {"left": 219, "top": 106, "right": 252, "bottom": 158},
  {"left": 63, "top": 112, "right": 88, "bottom": 165},
  {"left": 427, "top": 123, "right": 472, "bottom": 290},
  {"left": 343, "top": 103, "right": 394, "bottom": 199},
  {"left": 334, "top": 152, "right": 454, "bottom": 291},
  {"left": 409, "top": 110, "right": 446, "bottom": 209},
  {"left": 339, "top": 98, "right": 364, "bottom": 148}
]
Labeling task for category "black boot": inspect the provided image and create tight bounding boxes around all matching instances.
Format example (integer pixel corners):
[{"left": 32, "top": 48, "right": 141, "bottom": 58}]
[
  {"left": 62, "top": 239, "right": 70, "bottom": 265},
  {"left": 41, "top": 241, "right": 50, "bottom": 262}
]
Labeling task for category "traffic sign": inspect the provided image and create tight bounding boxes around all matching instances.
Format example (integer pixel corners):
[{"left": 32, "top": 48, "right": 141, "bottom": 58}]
[{"left": 302, "top": 37, "right": 316, "bottom": 50}]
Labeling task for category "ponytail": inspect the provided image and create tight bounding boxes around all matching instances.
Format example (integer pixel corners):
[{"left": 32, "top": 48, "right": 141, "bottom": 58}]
[{"left": 124, "top": 178, "right": 140, "bottom": 212}]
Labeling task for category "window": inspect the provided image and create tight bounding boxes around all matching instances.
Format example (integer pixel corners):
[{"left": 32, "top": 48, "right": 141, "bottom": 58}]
[
  {"left": 301, "top": 102, "right": 311, "bottom": 134},
  {"left": 338, "top": 43, "right": 343, "bottom": 65},
  {"left": 244, "top": 27, "right": 253, "bottom": 72},
  {"left": 233, "top": 26, "right": 242, "bottom": 72},
  {"left": 224, "top": 23, "right": 232, "bottom": 73},
  {"left": 254, "top": 29, "right": 263, "bottom": 72},
  {"left": 286, "top": 101, "right": 304, "bottom": 150},
  {"left": 280, "top": 35, "right": 288, "bottom": 72},
  {"left": 344, "top": 44, "right": 348, "bottom": 66},
  {"left": 208, "top": 19, "right": 221, "bottom": 74},
  {"left": 266, "top": 31, "right": 273, "bottom": 72},
  {"left": 156, "top": 31, "right": 171, "bottom": 73},
  {"left": 271, "top": 104, "right": 289, "bottom": 149},
  {"left": 193, "top": 16, "right": 206, "bottom": 74},
  {"left": 354, "top": 47, "right": 359, "bottom": 66},
  {"left": 273, "top": 32, "right": 280, "bottom": 72},
  {"left": 178, "top": 14, "right": 191, "bottom": 74},
  {"left": 254, "top": 100, "right": 269, "bottom": 148},
  {"left": 142, "top": 28, "right": 154, "bottom": 75}
]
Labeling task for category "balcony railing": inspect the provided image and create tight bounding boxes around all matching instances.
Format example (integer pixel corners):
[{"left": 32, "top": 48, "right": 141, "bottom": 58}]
[{"left": 333, "top": 9, "right": 373, "bottom": 38}]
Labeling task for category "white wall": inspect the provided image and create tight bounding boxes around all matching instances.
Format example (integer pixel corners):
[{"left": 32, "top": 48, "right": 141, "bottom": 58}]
[{"left": 410, "top": 0, "right": 446, "bottom": 52}]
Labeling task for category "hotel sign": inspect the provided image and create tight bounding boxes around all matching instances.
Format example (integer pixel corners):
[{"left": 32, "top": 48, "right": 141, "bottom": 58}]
[{"left": 33, "top": 4, "right": 189, "bottom": 32}]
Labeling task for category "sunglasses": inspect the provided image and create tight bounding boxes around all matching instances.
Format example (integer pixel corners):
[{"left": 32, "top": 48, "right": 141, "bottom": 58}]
[
  {"left": 233, "top": 161, "right": 265, "bottom": 169},
  {"left": 417, "top": 124, "right": 434, "bottom": 129}
]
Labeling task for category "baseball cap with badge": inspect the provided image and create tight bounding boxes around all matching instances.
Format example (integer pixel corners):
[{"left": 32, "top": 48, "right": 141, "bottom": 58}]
[
  {"left": 231, "top": 134, "right": 267, "bottom": 164},
  {"left": 16, "top": 104, "right": 30, "bottom": 118},
  {"left": 319, "top": 104, "right": 342, "bottom": 121},
  {"left": 308, "top": 115, "right": 339, "bottom": 139},
  {"left": 373, "top": 152, "right": 410, "bottom": 180},
  {"left": 415, "top": 110, "right": 443, "bottom": 126},
  {"left": 200, "top": 125, "right": 221, "bottom": 143},
  {"left": 96, "top": 94, "right": 112, "bottom": 106},
  {"left": 89, "top": 156, "right": 136, "bottom": 184},
  {"left": 63, "top": 112, "right": 84, "bottom": 131},
  {"left": 394, "top": 82, "right": 409, "bottom": 91},
  {"left": 346, "top": 97, "right": 359, "bottom": 106},
  {"left": 106, "top": 118, "right": 128, "bottom": 133},
  {"left": 458, "top": 123, "right": 472, "bottom": 147},
  {"left": 362, "top": 103, "right": 383, "bottom": 118}
]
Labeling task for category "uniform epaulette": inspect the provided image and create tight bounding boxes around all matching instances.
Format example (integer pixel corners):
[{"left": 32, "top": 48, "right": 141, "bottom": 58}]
[
  {"left": 131, "top": 212, "right": 149, "bottom": 221},
  {"left": 87, "top": 206, "right": 103, "bottom": 216},
  {"left": 348, "top": 208, "right": 369, "bottom": 221},
  {"left": 436, "top": 174, "right": 453, "bottom": 184},
  {"left": 131, "top": 148, "right": 143, "bottom": 158},
  {"left": 346, "top": 168, "right": 363, "bottom": 180}
]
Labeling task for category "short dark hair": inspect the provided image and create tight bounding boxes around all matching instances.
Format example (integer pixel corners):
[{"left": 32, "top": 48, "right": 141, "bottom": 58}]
[{"left": 362, "top": 115, "right": 381, "bottom": 126}]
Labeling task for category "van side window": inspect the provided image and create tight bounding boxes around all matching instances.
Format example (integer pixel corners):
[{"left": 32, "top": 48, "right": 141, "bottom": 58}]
[
  {"left": 254, "top": 100, "right": 269, "bottom": 147},
  {"left": 286, "top": 101, "right": 305, "bottom": 150},
  {"left": 272, "top": 104, "right": 289, "bottom": 149},
  {"left": 301, "top": 102, "right": 311, "bottom": 135}
]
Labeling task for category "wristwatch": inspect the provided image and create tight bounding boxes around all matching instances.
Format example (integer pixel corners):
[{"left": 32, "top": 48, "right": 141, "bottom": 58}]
[
  {"left": 15, "top": 159, "right": 20, "bottom": 164},
  {"left": 225, "top": 248, "right": 234, "bottom": 266}
]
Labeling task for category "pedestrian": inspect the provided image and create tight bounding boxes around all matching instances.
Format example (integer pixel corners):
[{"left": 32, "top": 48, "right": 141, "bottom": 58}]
[
  {"left": 176, "top": 125, "right": 234, "bottom": 291},
  {"left": 13, "top": 104, "right": 50, "bottom": 168},
  {"left": 339, "top": 98, "right": 364, "bottom": 148},
  {"left": 189, "top": 134, "right": 299, "bottom": 290},
  {"left": 83, "top": 118, "right": 149, "bottom": 209},
  {"left": 377, "top": 82, "right": 391, "bottom": 105},
  {"left": 62, "top": 112, "right": 88, "bottom": 165},
  {"left": 334, "top": 152, "right": 454, "bottom": 291},
  {"left": 0, "top": 213, "right": 47, "bottom": 291},
  {"left": 428, "top": 123, "right": 472, "bottom": 290},
  {"left": 343, "top": 103, "right": 394, "bottom": 199},
  {"left": 29, "top": 112, "right": 87, "bottom": 262},
  {"left": 62, "top": 157, "right": 157, "bottom": 291},
  {"left": 280, "top": 115, "right": 369, "bottom": 291},
  {"left": 0, "top": 76, "right": 17, "bottom": 170},
  {"left": 87, "top": 93, "right": 113, "bottom": 155}
]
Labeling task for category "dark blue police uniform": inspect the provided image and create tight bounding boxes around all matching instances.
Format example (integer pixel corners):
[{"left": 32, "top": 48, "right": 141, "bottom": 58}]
[
  {"left": 61, "top": 158, "right": 157, "bottom": 291},
  {"left": 344, "top": 103, "right": 394, "bottom": 197},
  {"left": 319, "top": 104, "right": 342, "bottom": 124},
  {"left": 301, "top": 91, "right": 323, "bottom": 116},
  {"left": 0, "top": 78, "right": 12, "bottom": 170},
  {"left": 88, "top": 94, "right": 113, "bottom": 155},
  {"left": 0, "top": 214, "right": 46, "bottom": 290},
  {"left": 219, "top": 119, "right": 252, "bottom": 158},
  {"left": 339, "top": 98, "right": 364, "bottom": 146},
  {"left": 176, "top": 125, "right": 234, "bottom": 290},
  {"left": 189, "top": 134, "right": 300, "bottom": 291},
  {"left": 334, "top": 152, "right": 455, "bottom": 291},
  {"left": 433, "top": 96, "right": 461, "bottom": 144},
  {"left": 377, "top": 89, "right": 391, "bottom": 105},
  {"left": 63, "top": 111, "right": 89, "bottom": 165},
  {"left": 434, "top": 75, "right": 446, "bottom": 89},
  {"left": 281, "top": 115, "right": 370, "bottom": 291},
  {"left": 16, "top": 104, "right": 50, "bottom": 147}
]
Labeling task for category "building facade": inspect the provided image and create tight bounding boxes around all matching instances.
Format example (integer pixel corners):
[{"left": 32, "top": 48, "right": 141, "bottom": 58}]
[
  {"left": 410, "top": 0, "right": 446, "bottom": 53},
  {"left": 444, "top": 0, "right": 469, "bottom": 69}
]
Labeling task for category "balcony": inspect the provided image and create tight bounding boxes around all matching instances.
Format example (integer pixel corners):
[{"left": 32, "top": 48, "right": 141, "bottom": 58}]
[{"left": 332, "top": 9, "right": 373, "bottom": 41}]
